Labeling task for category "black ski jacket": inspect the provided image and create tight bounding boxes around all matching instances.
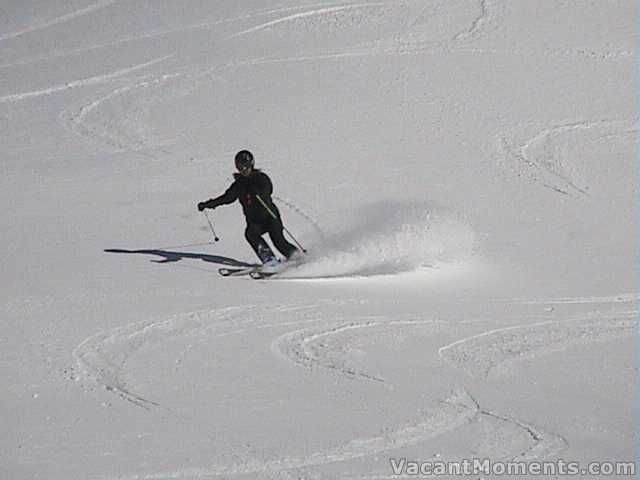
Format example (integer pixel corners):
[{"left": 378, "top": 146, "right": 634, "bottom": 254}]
[{"left": 204, "top": 170, "right": 281, "bottom": 225}]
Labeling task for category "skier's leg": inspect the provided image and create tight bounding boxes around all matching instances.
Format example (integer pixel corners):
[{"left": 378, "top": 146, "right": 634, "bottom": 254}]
[
  {"left": 245, "top": 223, "right": 276, "bottom": 263},
  {"left": 267, "top": 220, "right": 298, "bottom": 259}
]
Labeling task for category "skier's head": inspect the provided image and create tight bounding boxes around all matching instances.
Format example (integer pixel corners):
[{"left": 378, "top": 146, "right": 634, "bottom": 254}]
[{"left": 235, "top": 150, "right": 254, "bottom": 176}]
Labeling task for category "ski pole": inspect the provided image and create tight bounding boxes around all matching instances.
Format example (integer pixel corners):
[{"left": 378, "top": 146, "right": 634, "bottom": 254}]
[
  {"left": 203, "top": 210, "right": 220, "bottom": 242},
  {"left": 255, "top": 194, "right": 307, "bottom": 254}
]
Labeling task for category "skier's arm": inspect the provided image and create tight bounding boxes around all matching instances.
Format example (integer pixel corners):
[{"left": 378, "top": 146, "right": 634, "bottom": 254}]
[{"left": 198, "top": 181, "right": 239, "bottom": 211}]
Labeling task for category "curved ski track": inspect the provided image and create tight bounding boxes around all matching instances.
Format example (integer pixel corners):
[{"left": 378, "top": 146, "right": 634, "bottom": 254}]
[
  {"left": 273, "top": 317, "right": 451, "bottom": 383},
  {"left": 73, "top": 303, "right": 327, "bottom": 410},
  {"left": 497, "top": 118, "right": 639, "bottom": 196},
  {"left": 58, "top": 70, "right": 183, "bottom": 154},
  {"left": 0, "top": 55, "right": 172, "bottom": 105},
  {"left": 0, "top": 2, "right": 365, "bottom": 70},
  {"left": 51, "top": 0, "right": 629, "bottom": 153},
  {"left": 72, "top": 292, "right": 640, "bottom": 478},
  {"left": 439, "top": 311, "right": 638, "bottom": 379},
  {"left": 52, "top": 0, "right": 505, "bottom": 152},
  {"left": 2, "top": 0, "right": 626, "bottom": 154},
  {"left": 109, "top": 389, "right": 566, "bottom": 480},
  {"left": 0, "top": 0, "right": 119, "bottom": 42},
  {"left": 9, "top": 1, "right": 629, "bottom": 477}
]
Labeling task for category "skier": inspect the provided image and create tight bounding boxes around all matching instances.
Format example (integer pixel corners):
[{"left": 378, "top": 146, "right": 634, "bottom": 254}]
[{"left": 197, "top": 150, "right": 299, "bottom": 268}]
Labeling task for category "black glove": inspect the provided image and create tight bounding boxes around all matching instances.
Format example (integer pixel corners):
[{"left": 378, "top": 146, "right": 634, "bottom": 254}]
[{"left": 198, "top": 201, "right": 210, "bottom": 212}]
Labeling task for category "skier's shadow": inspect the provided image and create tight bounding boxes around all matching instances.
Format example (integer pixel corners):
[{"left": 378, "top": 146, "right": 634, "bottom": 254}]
[{"left": 104, "top": 248, "right": 255, "bottom": 267}]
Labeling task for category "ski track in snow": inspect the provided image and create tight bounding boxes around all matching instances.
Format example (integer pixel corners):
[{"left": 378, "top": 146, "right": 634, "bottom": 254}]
[
  {"left": 107, "top": 390, "right": 476, "bottom": 480},
  {"left": 0, "top": 0, "right": 630, "bottom": 72},
  {"left": 74, "top": 305, "right": 255, "bottom": 409},
  {"left": 273, "top": 318, "right": 447, "bottom": 383},
  {"left": 224, "top": 0, "right": 504, "bottom": 59},
  {"left": 73, "top": 302, "right": 341, "bottom": 410},
  {"left": 498, "top": 118, "right": 639, "bottom": 197},
  {"left": 439, "top": 311, "right": 638, "bottom": 379},
  {"left": 25, "top": 2, "right": 631, "bottom": 477},
  {"left": 453, "top": 0, "right": 503, "bottom": 43},
  {"left": 0, "top": 0, "right": 118, "bottom": 42},
  {"left": 58, "top": 71, "right": 184, "bottom": 154},
  {"left": 77, "top": 296, "right": 640, "bottom": 477},
  {"left": 57, "top": 62, "right": 232, "bottom": 153},
  {"left": 0, "top": 55, "right": 172, "bottom": 104},
  {"left": 82, "top": 306, "right": 573, "bottom": 479},
  {"left": 224, "top": 0, "right": 628, "bottom": 65},
  {"left": 106, "top": 389, "right": 566, "bottom": 480},
  {"left": 0, "top": 2, "right": 359, "bottom": 70},
  {"left": 8, "top": 0, "right": 628, "bottom": 155},
  {"left": 225, "top": 0, "right": 500, "bottom": 45},
  {"left": 503, "top": 292, "right": 639, "bottom": 305},
  {"left": 227, "top": 2, "right": 400, "bottom": 39}
]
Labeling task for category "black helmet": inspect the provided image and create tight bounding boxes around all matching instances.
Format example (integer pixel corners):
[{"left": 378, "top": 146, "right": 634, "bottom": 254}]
[{"left": 235, "top": 150, "right": 254, "bottom": 172}]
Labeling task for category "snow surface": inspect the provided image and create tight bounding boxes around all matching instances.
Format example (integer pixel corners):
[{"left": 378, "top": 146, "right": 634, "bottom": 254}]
[{"left": 0, "top": 1, "right": 637, "bottom": 479}]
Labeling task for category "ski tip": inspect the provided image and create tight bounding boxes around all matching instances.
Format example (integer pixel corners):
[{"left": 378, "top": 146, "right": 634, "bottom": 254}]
[{"left": 249, "top": 271, "right": 278, "bottom": 280}]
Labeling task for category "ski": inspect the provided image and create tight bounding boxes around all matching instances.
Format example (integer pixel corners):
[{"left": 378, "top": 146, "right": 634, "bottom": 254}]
[
  {"left": 249, "top": 258, "right": 304, "bottom": 279},
  {"left": 221, "top": 257, "right": 304, "bottom": 279},
  {"left": 249, "top": 270, "right": 279, "bottom": 280},
  {"left": 218, "top": 266, "right": 258, "bottom": 277}
]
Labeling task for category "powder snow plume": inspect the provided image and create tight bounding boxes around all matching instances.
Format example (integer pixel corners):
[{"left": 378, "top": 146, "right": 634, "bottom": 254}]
[{"left": 282, "top": 201, "right": 476, "bottom": 278}]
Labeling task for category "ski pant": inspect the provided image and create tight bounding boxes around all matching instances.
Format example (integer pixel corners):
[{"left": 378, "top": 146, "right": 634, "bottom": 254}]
[{"left": 245, "top": 219, "right": 297, "bottom": 263}]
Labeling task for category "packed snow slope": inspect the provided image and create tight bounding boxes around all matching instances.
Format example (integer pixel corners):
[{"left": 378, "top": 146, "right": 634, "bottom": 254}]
[{"left": 1, "top": 1, "right": 636, "bottom": 479}]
